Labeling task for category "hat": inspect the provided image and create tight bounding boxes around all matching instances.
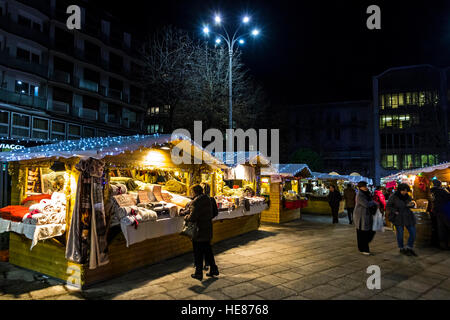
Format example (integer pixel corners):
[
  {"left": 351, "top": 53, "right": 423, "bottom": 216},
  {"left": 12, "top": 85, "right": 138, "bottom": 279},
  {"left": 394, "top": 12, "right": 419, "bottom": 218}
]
[
  {"left": 432, "top": 179, "right": 442, "bottom": 187},
  {"left": 357, "top": 181, "right": 367, "bottom": 188}
]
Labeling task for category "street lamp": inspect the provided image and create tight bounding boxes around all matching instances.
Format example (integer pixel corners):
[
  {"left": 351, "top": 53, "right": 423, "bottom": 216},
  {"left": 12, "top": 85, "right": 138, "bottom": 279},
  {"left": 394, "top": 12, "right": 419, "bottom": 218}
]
[{"left": 202, "top": 13, "right": 260, "bottom": 151}]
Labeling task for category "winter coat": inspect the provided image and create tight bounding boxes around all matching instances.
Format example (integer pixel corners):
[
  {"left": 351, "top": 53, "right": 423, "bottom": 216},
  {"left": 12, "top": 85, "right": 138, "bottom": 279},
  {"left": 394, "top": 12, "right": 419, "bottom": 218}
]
[
  {"left": 343, "top": 187, "right": 356, "bottom": 208},
  {"left": 373, "top": 190, "right": 386, "bottom": 212},
  {"left": 327, "top": 190, "right": 342, "bottom": 208},
  {"left": 185, "top": 194, "right": 213, "bottom": 242},
  {"left": 354, "top": 190, "right": 378, "bottom": 231},
  {"left": 430, "top": 187, "right": 450, "bottom": 215},
  {"left": 386, "top": 192, "right": 416, "bottom": 227}
]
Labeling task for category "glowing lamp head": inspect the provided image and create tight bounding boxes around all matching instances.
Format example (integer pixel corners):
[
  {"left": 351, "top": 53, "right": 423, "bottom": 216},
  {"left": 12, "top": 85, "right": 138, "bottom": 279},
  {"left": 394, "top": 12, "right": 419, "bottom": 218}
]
[
  {"left": 214, "top": 15, "right": 221, "bottom": 24},
  {"left": 239, "top": 39, "right": 245, "bottom": 44},
  {"left": 203, "top": 26, "right": 210, "bottom": 34},
  {"left": 215, "top": 38, "right": 221, "bottom": 44},
  {"left": 243, "top": 16, "right": 250, "bottom": 23},
  {"left": 251, "top": 29, "right": 260, "bottom": 36}
]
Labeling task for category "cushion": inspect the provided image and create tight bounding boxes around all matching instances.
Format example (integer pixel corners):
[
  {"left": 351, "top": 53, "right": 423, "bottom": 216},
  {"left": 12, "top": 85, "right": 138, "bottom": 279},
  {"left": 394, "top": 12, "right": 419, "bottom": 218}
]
[
  {"left": 138, "top": 191, "right": 151, "bottom": 204},
  {"left": 0, "top": 205, "right": 30, "bottom": 222},
  {"left": 113, "top": 194, "right": 136, "bottom": 207},
  {"left": 161, "top": 192, "right": 173, "bottom": 202},
  {"left": 152, "top": 185, "right": 163, "bottom": 202}
]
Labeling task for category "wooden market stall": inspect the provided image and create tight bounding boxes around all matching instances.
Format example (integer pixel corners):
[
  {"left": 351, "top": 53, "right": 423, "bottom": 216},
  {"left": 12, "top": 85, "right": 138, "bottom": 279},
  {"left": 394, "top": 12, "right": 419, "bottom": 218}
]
[
  {"left": 0, "top": 135, "right": 267, "bottom": 288},
  {"left": 381, "top": 162, "right": 450, "bottom": 246},
  {"left": 259, "top": 164, "right": 311, "bottom": 224},
  {"left": 299, "top": 172, "right": 372, "bottom": 215}
]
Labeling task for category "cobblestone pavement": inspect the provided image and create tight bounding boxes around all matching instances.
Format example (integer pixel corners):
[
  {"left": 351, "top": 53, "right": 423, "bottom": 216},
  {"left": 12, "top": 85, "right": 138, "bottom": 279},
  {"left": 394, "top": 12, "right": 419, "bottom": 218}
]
[{"left": 1, "top": 214, "right": 450, "bottom": 300}]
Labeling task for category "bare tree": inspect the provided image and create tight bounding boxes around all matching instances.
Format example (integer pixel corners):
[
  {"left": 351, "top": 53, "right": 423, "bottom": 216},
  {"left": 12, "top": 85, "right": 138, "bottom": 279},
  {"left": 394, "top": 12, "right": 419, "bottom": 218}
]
[{"left": 141, "top": 26, "right": 268, "bottom": 135}]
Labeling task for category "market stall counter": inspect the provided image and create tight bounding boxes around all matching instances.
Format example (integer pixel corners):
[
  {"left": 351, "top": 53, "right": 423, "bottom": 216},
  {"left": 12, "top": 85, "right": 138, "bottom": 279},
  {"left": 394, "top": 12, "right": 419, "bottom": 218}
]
[{"left": 0, "top": 135, "right": 267, "bottom": 288}]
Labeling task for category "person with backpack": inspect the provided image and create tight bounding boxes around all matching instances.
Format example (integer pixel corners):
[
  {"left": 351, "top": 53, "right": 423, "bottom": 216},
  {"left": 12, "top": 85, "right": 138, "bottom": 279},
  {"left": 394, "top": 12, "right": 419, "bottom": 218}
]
[
  {"left": 343, "top": 184, "right": 357, "bottom": 224},
  {"left": 328, "top": 184, "right": 343, "bottom": 224},
  {"left": 386, "top": 183, "right": 418, "bottom": 256}
]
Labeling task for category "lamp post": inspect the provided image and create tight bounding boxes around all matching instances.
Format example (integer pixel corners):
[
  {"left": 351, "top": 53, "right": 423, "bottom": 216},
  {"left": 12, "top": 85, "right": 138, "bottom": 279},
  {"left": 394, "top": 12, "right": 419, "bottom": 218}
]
[{"left": 203, "top": 14, "right": 260, "bottom": 151}]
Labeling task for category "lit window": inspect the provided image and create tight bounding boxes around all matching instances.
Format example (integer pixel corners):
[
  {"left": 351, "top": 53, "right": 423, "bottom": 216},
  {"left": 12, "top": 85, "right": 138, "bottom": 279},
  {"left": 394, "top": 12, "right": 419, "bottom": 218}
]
[
  {"left": 398, "top": 93, "right": 404, "bottom": 106},
  {"left": 403, "top": 154, "right": 412, "bottom": 169},
  {"left": 419, "top": 92, "right": 426, "bottom": 106},
  {"left": 380, "top": 95, "right": 385, "bottom": 109},
  {"left": 405, "top": 92, "right": 412, "bottom": 105},
  {"left": 391, "top": 94, "right": 398, "bottom": 109}
]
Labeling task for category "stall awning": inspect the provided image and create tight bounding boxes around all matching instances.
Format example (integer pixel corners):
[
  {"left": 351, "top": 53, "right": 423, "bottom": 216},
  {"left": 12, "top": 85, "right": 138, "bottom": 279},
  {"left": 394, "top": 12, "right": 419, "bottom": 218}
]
[
  {"left": 212, "top": 152, "right": 272, "bottom": 168},
  {"left": 381, "top": 162, "right": 450, "bottom": 182},
  {"left": 0, "top": 134, "right": 227, "bottom": 169},
  {"left": 261, "top": 163, "right": 312, "bottom": 178},
  {"left": 309, "top": 172, "right": 373, "bottom": 184}
]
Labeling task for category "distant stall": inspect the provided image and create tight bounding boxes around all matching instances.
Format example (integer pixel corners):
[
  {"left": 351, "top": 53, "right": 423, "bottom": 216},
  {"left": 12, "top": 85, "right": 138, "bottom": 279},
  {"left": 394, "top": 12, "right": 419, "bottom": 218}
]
[
  {"left": 300, "top": 171, "right": 372, "bottom": 215},
  {"left": 259, "top": 164, "right": 311, "bottom": 223}
]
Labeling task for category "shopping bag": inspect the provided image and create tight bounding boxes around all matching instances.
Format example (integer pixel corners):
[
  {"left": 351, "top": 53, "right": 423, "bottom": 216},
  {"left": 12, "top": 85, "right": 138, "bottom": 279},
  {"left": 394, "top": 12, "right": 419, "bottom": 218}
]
[
  {"left": 372, "top": 209, "right": 385, "bottom": 232},
  {"left": 180, "top": 221, "right": 197, "bottom": 239}
]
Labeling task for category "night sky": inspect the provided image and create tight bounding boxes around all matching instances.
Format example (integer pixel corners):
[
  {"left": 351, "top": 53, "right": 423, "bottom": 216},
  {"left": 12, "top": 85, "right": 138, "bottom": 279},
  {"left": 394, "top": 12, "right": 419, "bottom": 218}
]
[{"left": 98, "top": 0, "right": 450, "bottom": 105}]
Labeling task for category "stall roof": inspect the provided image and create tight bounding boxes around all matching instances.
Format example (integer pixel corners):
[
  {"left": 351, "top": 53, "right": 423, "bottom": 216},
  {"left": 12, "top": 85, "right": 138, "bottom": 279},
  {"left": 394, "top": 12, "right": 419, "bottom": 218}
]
[
  {"left": 212, "top": 152, "right": 272, "bottom": 167},
  {"left": 310, "top": 172, "right": 373, "bottom": 184},
  {"left": 0, "top": 134, "right": 226, "bottom": 168},
  {"left": 381, "top": 162, "right": 450, "bottom": 181},
  {"left": 261, "top": 163, "right": 312, "bottom": 178}
]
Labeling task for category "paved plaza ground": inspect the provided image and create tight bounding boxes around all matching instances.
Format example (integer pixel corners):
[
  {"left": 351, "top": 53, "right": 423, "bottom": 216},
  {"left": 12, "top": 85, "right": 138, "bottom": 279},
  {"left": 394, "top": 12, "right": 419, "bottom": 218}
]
[{"left": 1, "top": 214, "right": 450, "bottom": 300}]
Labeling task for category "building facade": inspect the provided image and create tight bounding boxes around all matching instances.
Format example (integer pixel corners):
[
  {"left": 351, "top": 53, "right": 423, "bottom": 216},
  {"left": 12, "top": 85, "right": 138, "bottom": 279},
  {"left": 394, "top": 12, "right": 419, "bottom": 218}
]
[
  {"left": 0, "top": 0, "right": 147, "bottom": 145},
  {"left": 373, "top": 65, "right": 450, "bottom": 183},
  {"left": 283, "top": 101, "right": 374, "bottom": 178}
]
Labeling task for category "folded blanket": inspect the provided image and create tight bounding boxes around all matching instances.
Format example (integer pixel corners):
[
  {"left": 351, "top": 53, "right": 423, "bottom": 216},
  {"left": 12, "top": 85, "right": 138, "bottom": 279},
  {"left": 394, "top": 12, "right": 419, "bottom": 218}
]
[
  {"left": 21, "top": 194, "right": 52, "bottom": 205},
  {"left": 0, "top": 206, "right": 30, "bottom": 222},
  {"left": 136, "top": 208, "right": 158, "bottom": 221},
  {"left": 152, "top": 185, "right": 164, "bottom": 202}
]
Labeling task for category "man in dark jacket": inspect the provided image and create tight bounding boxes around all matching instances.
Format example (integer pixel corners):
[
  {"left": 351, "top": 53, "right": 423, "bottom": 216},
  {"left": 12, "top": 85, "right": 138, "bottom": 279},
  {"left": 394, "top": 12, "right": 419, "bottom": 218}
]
[
  {"left": 430, "top": 180, "right": 450, "bottom": 250},
  {"left": 328, "top": 185, "right": 342, "bottom": 224},
  {"left": 185, "top": 185, "right": 219, "bottom": 280},
  {"left": 343, "top": 184, "right": 356, "bottom": 224}
]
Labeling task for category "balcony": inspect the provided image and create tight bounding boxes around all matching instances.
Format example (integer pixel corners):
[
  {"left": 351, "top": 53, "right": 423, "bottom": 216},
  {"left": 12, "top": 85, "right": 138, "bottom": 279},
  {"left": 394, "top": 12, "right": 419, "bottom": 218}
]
[
  {"left": 0, "top": 49, "right": 48, "bottom": 78},
  {"left": 107, "top": 88, "right": 123, "bottom": 100},
  {"left": 0, "top": 15, "right": 49, "bottom": 46},
  {"left": 79, "top": 79, "right": 99, "bottom": 93},
  {"left": 49, "top": 101, "right": 70, "bottom": 113},
  {"left": 81, "top": 108, "right": 98, "bottom": 121},
  {"left": 107, "top": 114, "right": 121, "bottom": 124},
  {"left": 50, "top": 70, "right": 71, "bottom": 84},
  {"left": 0, "top": 88, "right": 47, "bottom": 110}
]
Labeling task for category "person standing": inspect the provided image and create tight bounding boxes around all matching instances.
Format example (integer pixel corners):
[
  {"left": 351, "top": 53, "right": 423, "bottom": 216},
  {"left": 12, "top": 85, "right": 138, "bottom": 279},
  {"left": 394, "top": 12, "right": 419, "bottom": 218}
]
[
  {"left": 328, "top": 185, "right": 342, "bottom": 224},
  {"left": 184, "top": 185, "right": 219, "bottom": 280},
  {"left": 353, "top": 181, "right": 378, "bottom": 255},
  {"left": 386, "top": 183, "right": 418, "bottom": 256},
  {"left": 430, "top": 180, "right": 450, "bottom": 250},
  {"left": 343, "top": 184, "right": 356, "bottom": 224}
]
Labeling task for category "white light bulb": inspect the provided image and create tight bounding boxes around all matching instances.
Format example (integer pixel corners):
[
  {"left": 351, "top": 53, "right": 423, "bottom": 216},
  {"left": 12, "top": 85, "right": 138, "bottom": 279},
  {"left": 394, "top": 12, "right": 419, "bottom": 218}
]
[
  {"left": 252, "top": 29, "right": 260, "bottom": 36},
  {"left": 243, "top": 16, "right": 250, "bottom": 23},
  {"left": 215, "top": 38, "right": 221, "bottom": 44},
  {"left": 215, "top": 15, "right": 221, "bottom": 24}
]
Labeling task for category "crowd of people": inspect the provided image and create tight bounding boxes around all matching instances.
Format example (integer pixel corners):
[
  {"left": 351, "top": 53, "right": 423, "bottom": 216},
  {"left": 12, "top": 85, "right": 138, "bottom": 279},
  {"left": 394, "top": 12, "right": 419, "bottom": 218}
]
[{"left": 327, "top": 179, "right": 450, "bottom": 257}]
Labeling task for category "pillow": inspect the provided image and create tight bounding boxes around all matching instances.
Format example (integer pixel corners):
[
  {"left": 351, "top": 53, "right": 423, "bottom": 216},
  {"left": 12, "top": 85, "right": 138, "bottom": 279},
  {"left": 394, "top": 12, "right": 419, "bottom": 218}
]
[
  {"left": 152, "top": 185, "right": 163, "bottom": 202},
  {"left": 138, "top": 191, "right": 150, "bottom": 204},
  {"left": 161, "top": 192, "right": 173, "bottom": 202},
  {"left": 113, "top": 194, "right": 136, "bottom": 207}
]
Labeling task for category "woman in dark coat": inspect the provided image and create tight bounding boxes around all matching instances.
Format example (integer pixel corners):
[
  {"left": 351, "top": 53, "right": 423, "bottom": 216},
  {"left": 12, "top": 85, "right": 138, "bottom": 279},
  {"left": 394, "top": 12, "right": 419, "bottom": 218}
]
[
  {"left": 386, "top": 183, "right": 418, "bottom": 256},
  {"left": 328, "top": 185, "right": 343, "bottom": 224},
  {"left": 353, "top": 181, "right": 378, "bottom": 255},
  {"left": 184, "top": 185, "right": 219, "bottom": 280},
  {"left": 343, "top": 184, "right": 357, "bottom": 224}
]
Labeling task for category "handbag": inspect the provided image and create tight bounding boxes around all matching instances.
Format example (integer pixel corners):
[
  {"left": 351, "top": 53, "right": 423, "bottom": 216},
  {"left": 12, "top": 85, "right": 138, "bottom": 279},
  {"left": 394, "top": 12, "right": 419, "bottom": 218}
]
[
  {"left": 372, "top": 209, "right": 384, "bottom": 232},
  {"left": 180, "top": 220, "right": 197, "bottom": 239}
]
